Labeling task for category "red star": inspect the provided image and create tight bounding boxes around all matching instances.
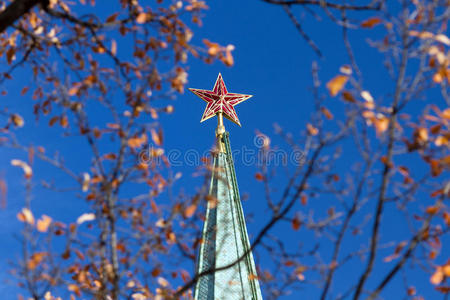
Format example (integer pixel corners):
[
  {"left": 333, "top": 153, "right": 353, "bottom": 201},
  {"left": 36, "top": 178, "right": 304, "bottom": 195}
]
[{"left": 189, "top": 73, "right": 252, "bottom": 126}]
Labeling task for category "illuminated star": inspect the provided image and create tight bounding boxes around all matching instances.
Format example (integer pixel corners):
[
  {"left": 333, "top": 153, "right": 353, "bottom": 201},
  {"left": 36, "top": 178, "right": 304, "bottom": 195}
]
[{"left": 189, "top": 73, "right": 252, "bottom": 126}]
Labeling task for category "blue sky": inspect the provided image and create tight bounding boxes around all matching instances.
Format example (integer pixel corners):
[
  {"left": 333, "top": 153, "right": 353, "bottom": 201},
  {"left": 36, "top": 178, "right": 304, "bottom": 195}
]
[{"left": 1, "top": 0, "right": 447, "bottom": 299}]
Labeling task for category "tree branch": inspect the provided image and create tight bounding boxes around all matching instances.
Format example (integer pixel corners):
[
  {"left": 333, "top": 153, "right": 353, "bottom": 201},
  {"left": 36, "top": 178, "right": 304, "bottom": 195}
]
[{"left": 0, "top": 0, "right": 43, "bottom": 33}]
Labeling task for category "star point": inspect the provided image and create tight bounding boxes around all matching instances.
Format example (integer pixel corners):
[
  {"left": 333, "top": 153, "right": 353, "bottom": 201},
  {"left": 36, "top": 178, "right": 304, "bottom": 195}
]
[{"left": 189, "top": 73, "right": 252, "bottom": 127}]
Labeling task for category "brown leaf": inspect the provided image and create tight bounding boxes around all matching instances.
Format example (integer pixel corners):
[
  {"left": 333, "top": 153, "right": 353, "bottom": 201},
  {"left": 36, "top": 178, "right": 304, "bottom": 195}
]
[
  {"left": 106, "top": 12, "right": 119, "bottom": 23},
  {"left": 103, "top": 153, "right": 117, "bottom": 160},
  {"left": 292, "top": 216, "right": 301, "bottom": 231},
  {"left": 341, "top": 91, "right": 356, "bottom": 103},
  {"left": 326, "top": 75, "right": 348, "bottom": 96},
  {"left": 151, "top": 267, "right": 161, "bottom": 277},
  {"left": 361, "top": 17, "right": 382, "bottom": 28},
  {"left": 255, "top": 173, "right": 264, "bottom": 181},
  {"left": 48, "top": 116, "right": 59, "bottom": 127},
  {"left": 21, "top": 86, "right": 29, "bottom": 95},
  {"left": 321, "top": 107, "right": 334, "bottom": 120}
]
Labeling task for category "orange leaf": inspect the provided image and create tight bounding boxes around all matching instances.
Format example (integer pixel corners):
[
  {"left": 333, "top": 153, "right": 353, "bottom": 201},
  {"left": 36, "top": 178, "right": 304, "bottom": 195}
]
[
  {"left": 27, "top": 252, "right": 47, "bottom": 270},
  {"left": 431, "top": 267, "right": 444, "bottom": 285},
  {"left": 307, "top": 123, "right": 318, "bottom": 136},
  {"left": 374, "top": 116, "right": 389, "bottom": 136},
  {"left": 68, "top": 83, "right": 81, "bottom": 96},
  {"left": 300, "top": 195, "right": 307, "bottom": 206},
  {"left": 326, "top": 75, "right": 348, "bottom": 96},
  {"left": 136, "top": 12, "right": 147, "bottom": 24},
  {"left": 103, "top": 153, "right": 117, "bottom": 160},
  {"left": 361, "top": 17, "right": 382, "bottom": 28},
  {"left": 10, "top": 114, "right": 24, "bottom": 127},
  {"left": 68, "top": 284, "right": 81, "bottom": 297},
  {"left": 184, "top": 204, "right": 197, "bottom": 218},
  {"left": 60, "top": 115, "right": 68, "bottom": 128},
  {"left": 151, "top": 128, "right": 163, "bottom": 146},
  {"left": 426, "top": 205, "right": 440, "bottom": 215},
  {"left": 442, "top": 108, "right": 450, "bottom": 120},
  {"left": 37, "top": 215, "right": 52, "bottom": 232},
  {"left": 128, "top": 134, "right": 147, "bottom": 148},
  {"left": 255, "top": 173, "right": 264, "bottom": 181}
]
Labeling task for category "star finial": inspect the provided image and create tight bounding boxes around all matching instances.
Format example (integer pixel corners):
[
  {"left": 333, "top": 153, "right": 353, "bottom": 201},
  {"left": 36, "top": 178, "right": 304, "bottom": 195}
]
[{"left": 189, "top": 73, "right": 252, "bottom": 128}]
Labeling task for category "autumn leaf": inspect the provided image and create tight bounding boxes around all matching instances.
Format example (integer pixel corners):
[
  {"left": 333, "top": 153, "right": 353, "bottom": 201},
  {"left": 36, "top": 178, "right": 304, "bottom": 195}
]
[
  {"left": 431, "top": 267, "right": 444, "bottom": 285},
  {"left": 111, "top": 39, "right": 117, "bottom": 56},
  {"left": 341, "top": 91, "right": 356, "bottom": 103},
  {"left": 361, "top": 17, "right": 382, "bottom": 28},
  {"left": 442, "top": 108, "right": 450, "bottom": 120},
  {"left": 68, "top": 284, "right": 81, "bottom": 297},
  {"left": 184, "top": 204, "right": 197, "bottom": 218},
  {"left": 383, "top": 241, "right": 407, "bottom": 262},
  {"left": 128, "top": 134, "right": 147, "bottom": 148},
  {"left": 255, "top": 173, "right": 264, "bottom": 181},
  {"left": 307, "top": 123, "right": 318, "bottom": 136},
  {"left": 10, "top": 114, "right": 24, "bottom": 127},
  {"left": 103, "top": 153, "right": 117, "bottom": 160},
  {"left": 361, "top": 90, "right": 374, "bottom": 103},
  {"left": 157, "top": 276, "right": 169, "bottom": 287},
  {"left": 81, "top": 173, "right": 90, "bottom": 192},
  {"left": 326, "top": 75, "right": 348, "bottom": 96},
  {"left": 37, "top": 215, "right": 52, "bottom": 232},
  {"left": 426, "top": 205, "right": 440, "bottom": 215},
  {"left": 339, "top": 65, "right": 352, "bottom": 75},
  {"left": 76, "top": 213, "right": 96, "bottom": 225},
  {"left": 321, "top": 107, "right": 334, "bottom": 120},
  {"left": 17, "top": 207, "right": 35, "bottom": 225},
  {"left": 291, "top": 216, "right": 301, "bottom": 231},
  {"left": 203, "top": 39, "right": 220, "bottom": 56},
  {"left": 374, "top": 116, "right": 389, "bottom": 136},
  {"left": 68, "top": 83, "right": 81, "bottom": 96},
  {"left": 151, "top": 267, "right": 161, "bottom": 277},
  {"left": 151, "top": 128, "right": 163, "bottom": 146},
  {"left": 27, "top": 252, "right": 47, "bottom": 270},
  {"left": 136, "top": 12, "right": 147, "bottom": 24},
  {"left": 11, "top": 159, "right": 32, "bottom": 178},
  {"left": 300, "top": 194, "right": 307, "bottom": 206}
]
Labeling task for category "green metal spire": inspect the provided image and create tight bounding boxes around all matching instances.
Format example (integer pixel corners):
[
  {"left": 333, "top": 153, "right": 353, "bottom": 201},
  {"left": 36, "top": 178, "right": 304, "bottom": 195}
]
[{"left": 194, "top": 132, "right": 263, "bottom": 300}]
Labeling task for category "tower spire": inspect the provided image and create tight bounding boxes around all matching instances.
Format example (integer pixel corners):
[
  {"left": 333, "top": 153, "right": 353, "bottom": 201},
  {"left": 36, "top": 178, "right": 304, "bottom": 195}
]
[{"left": 189, "top": 74, "right": 263, "bottom": 300}]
